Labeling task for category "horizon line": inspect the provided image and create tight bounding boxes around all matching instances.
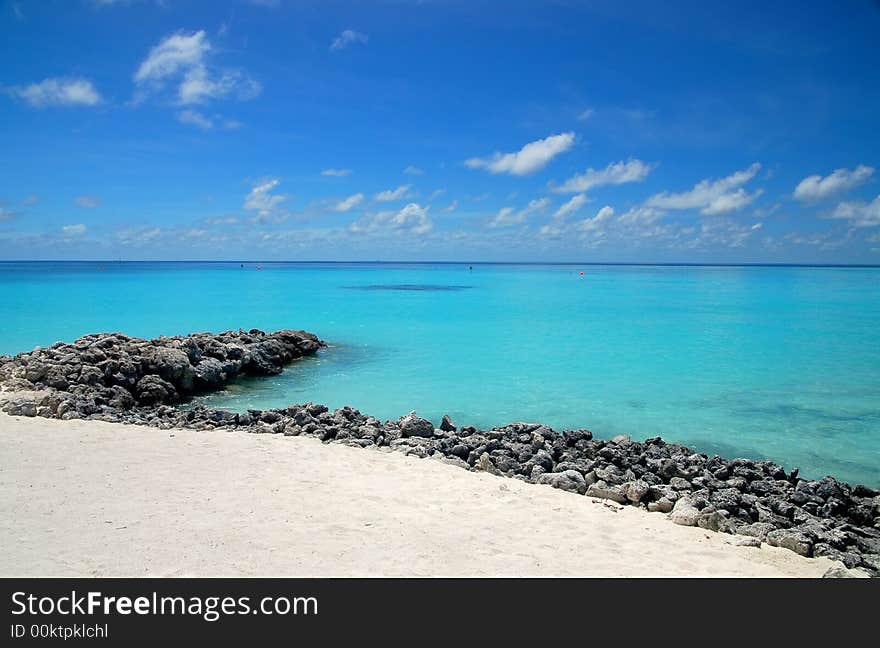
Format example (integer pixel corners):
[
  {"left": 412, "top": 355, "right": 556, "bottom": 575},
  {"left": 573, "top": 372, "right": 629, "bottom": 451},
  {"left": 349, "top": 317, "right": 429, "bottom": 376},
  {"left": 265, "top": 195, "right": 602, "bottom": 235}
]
[{"left": 2, "top": 260, "right": 880, "bottom": 268}]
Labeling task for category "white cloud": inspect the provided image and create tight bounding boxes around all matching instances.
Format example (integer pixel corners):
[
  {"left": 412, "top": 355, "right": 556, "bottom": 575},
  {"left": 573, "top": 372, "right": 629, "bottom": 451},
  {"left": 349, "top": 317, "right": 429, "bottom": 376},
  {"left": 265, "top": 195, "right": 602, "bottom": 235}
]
[
  {"left": 465, "top": 132, "right": 575, "bottom": 176},
  {"left": 793, "top": 165, "right": 874, "bottom": 202},
  {"left": 135, "top": 31, "right": 210, "bottom": 84},
  {"left": 118, "top": 226, "right": 163, "bottom": 246},
  {"left": 700, "top": 188, "right": 763, "bottom": 215},
  {"left": 553, "top": 193, "right": 589, "bottom": 219},
  {"left": 489, "top": 197, "right": 550, "bottom": 227},
  {"left": 577, "top": 205, "right": 615, "bottom": 232},
  {"left": 350, "top": 203, "right": 432, "bottom": 236},
  {"left": 74, "top": 195, "right": 101, "bottom": 209},
  {"left": 686, "top": 219, "right": 764, "bottom": 249},
  {"left": 617, "top": 205, "right": 665, "bottom": 225},
  {"left": 577, "top": 108, "right": 594, "bottom": 121},
  {"left": 134, "top": 30, "right": 260, "bottom": 105},
  {"left": 244, "top": 178, "right": 287, "bottom": 223},
  {"left": 10, "top": 77, "right": 102, "bottom": 108},
  {"left": 322, "top": 168, "right": 351, "bottom": 177},
  {"left": 403, "top": 165, "right": 424, "bottom": 176},
  {"left": 374, "top": 184, "right": 411, "bottom": 202},
  {"left": 61, "top": 224, "right": 86, "bottom": 236},
  {"left": 203, "top": 216, "right": 239, "bottom": 226},
  {"left": 645, "top": 163, "right": 762, "bottom": 215},
  {"left": 540, "top": 203, "right": 611, "bottom": 237},
  {"left": 442, "top": 199, "right": 458, "bottom": 213},
  {"left": 331, "top": 30, "right": 368, "bottom": 51},
  {"left": 335, "top": 193, "right": 364, "bottom": 212},
  {"left": 177, "top": 109, "right": 213, "bottom": 129},
  {"left": 831, "top": 195, "right": 880, "bottom": 227},
  {"left": 553, "top": 159, "right": 653, "bottom": 194},
  {"left": 178, "top": 67, "right": 260, "bottom": 105}
]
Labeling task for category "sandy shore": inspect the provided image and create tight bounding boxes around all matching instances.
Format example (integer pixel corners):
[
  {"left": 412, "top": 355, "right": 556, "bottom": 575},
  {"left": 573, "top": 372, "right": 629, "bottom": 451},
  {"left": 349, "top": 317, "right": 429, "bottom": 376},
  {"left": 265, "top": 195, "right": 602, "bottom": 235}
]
[{"left": 0, "top": 413, "right": 836, "bottom": 577}]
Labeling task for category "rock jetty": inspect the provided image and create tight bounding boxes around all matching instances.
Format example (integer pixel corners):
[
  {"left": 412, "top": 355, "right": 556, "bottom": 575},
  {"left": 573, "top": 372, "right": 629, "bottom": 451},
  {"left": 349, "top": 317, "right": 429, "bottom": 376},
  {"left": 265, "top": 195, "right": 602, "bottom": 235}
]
[{"left": 1, "top": 329, "right": 878, "bottom": 577}]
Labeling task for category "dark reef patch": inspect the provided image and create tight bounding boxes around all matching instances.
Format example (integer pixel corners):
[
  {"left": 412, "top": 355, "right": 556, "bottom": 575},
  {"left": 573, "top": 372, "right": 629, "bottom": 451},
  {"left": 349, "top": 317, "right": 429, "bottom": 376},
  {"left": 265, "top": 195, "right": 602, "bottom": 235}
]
[{"left": 342, "top": 284, "right": 473, "bottom": 292}]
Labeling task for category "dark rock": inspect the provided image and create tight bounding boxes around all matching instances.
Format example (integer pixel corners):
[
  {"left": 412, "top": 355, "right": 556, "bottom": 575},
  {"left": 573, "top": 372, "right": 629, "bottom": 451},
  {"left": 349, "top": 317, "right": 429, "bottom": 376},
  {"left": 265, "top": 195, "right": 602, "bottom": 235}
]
[
  {"left": 648, "top": 497, "right": 674, "bottom": 513},
  {"left": 586, "top": 483, "right": 627, "bottom": 504},
  {"left": 823, "top": 564, "right": 867, "bottom": 578},
  {"left": 669, "top": 497, "right": 700, "bottom": 526},
  {"left": 698, "top": 510, "right": 732, "bottom": 533},
  {"left": 439, "top": 414, "right": 457, "bottom": 432},
  {"left": 852, "top": 484, "right": 878, "bottom": 498},
  {"left": 398, "top": 412, "right": 435, "bottom": 438},
  {"left": 194, "top": 358, "right": 225, "bottom": 391},
  {"left": 766, "top": 529, "right": 812, "bottom": 556},
  {"left": 135, "top": 375, "right": 177, "bottom": 405},
  {"left": 537, "top": 470, "right": 587, "bottom": 495},
  {"left": 621, "top": 479, "right": 650, "bottom": 504}
]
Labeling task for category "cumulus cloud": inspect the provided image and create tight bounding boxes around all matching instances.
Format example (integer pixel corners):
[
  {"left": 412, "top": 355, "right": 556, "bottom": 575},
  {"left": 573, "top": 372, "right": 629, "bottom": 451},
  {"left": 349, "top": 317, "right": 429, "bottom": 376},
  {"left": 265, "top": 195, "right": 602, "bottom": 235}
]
[
  {"left": 135, "top": 31, "right": 209, "bottom": 84},
  {"left": 243, "top": 178, "right": 287, "bottom": 223},
  {"left": 177, "top": 109, "right": 213, "bottom": 129},
  {"left": 831, "top": 195, "right": 880, "bottom": 227},
  {"left": 134, "top": 30, "right": 260, "bottom": 106},
  {"left": 577, "top": 205, "right": 615, "bottom": 232},
  {"left": 617, "top": 205, "right": 665, "bottom": 225},
  {"left": 374, "top": 184, "right": 411, "bottom": 202},
  {"left": 322, "top": 168, "right": 351, "bottom": 177},
  {"left": 403, "top": 165, "right": 424, "bottom": 176},
  {"left": 442, "top": 199, "right": 458, "bottom": 213},
  {"left": 350, "top": 203, "right": 432, "bottom": 236},
  {"left": 553, "top": 193, "right": 589, "bottom": 220},
  {"left": 645, "top": 163, "right": 762, "bottom": 215},
  {"left": 465, "top": 132, "right": 575, "bottom": 176},
  {"left": 335, "top": 193, "right": 364, "bottom": 212},
  {"left": 540, "top": 203, "right": 611, "bottom": 237},
  {"left": 118, "top": 226, "right": 163, "bottom": 246},
  {"left": 489, "top": 197, "right": 550, "bottom": 227},
  {"left": 793, "top": 165, "right": 874, "bottom": 202},
  {"left": 74, "top": 195, "right": 101, "bottom": 209},
  {"left": 61, "top": 224, "right": 86, "bottom": 236},
  {"left": 331, "top": 30, "right": 368, "bottom": 51},
  {"left": 552, "top": 159, "right": 653, "bottom": 194},
  {"left": 9, "top": 77, "right": 102, "bottom": 108}
]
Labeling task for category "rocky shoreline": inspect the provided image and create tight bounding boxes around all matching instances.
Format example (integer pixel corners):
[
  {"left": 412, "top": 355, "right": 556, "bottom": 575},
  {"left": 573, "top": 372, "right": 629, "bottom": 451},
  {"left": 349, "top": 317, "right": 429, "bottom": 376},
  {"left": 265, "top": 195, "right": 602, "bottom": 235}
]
[{"left": 1, "top": 328, "right": 878, "bottom": 577}]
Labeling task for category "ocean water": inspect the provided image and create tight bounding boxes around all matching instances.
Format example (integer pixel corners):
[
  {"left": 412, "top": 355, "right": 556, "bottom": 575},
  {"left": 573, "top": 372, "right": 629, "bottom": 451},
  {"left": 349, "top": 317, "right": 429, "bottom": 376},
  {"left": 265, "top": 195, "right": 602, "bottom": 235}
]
[{"left": 1, "top": 261, "right": 879, "bottom": 486}]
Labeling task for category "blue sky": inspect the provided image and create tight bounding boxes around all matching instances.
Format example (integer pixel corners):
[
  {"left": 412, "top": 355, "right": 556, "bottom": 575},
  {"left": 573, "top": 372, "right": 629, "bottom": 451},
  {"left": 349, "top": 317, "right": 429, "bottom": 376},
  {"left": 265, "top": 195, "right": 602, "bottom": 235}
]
[{"left": 1, "top": 0, "right": 879, "bottom": 262}]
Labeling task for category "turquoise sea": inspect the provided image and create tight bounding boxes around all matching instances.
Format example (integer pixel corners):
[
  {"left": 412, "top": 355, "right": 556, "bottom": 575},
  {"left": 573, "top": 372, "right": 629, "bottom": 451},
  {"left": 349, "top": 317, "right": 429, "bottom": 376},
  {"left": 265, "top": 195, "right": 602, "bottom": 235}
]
[{"left": 1, "top": 261, "right": 879, "bottom": 486}]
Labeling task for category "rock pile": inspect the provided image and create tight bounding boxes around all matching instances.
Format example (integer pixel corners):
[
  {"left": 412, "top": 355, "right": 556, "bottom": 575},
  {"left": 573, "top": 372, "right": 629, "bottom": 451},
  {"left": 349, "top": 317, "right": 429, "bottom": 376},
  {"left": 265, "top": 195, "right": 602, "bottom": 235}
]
[
  {"left": 0, "top": 329, "right": 323, "bottom": 416},
  {"left": 1, "top": 329, "right": 878, "bottom": 576}
]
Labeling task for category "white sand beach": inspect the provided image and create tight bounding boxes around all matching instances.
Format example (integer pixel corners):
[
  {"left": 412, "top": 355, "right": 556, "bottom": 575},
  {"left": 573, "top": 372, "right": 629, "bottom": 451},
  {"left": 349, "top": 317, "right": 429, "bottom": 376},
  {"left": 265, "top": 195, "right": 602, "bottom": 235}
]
[{"left": 0, "top": 413, "right": 837, "bottom": 577}]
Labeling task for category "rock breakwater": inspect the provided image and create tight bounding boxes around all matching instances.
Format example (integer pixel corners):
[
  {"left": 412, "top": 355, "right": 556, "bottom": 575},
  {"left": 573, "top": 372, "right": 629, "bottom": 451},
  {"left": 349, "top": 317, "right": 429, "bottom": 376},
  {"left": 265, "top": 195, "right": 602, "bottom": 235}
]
[{"left": 1, "top": 329, "right": 878, "bottom": 577}]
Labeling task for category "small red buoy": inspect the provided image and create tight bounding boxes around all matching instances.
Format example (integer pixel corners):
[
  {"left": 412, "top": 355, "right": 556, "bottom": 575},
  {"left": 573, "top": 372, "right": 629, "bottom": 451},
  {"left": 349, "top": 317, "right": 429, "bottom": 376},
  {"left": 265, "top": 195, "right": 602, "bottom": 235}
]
[
  {"left": 579, "top": 271, "right": 584, "bottom": 276},
  {"left": 257, "top": 265, "right": 262, "bottom": 271}
]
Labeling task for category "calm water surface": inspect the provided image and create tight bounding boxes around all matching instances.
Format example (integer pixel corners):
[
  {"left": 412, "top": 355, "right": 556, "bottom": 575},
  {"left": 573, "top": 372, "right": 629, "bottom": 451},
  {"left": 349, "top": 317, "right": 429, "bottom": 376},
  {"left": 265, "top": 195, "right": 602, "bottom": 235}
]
[{"left": 2, "top": 261, "right": 878, "bottom": 486}]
